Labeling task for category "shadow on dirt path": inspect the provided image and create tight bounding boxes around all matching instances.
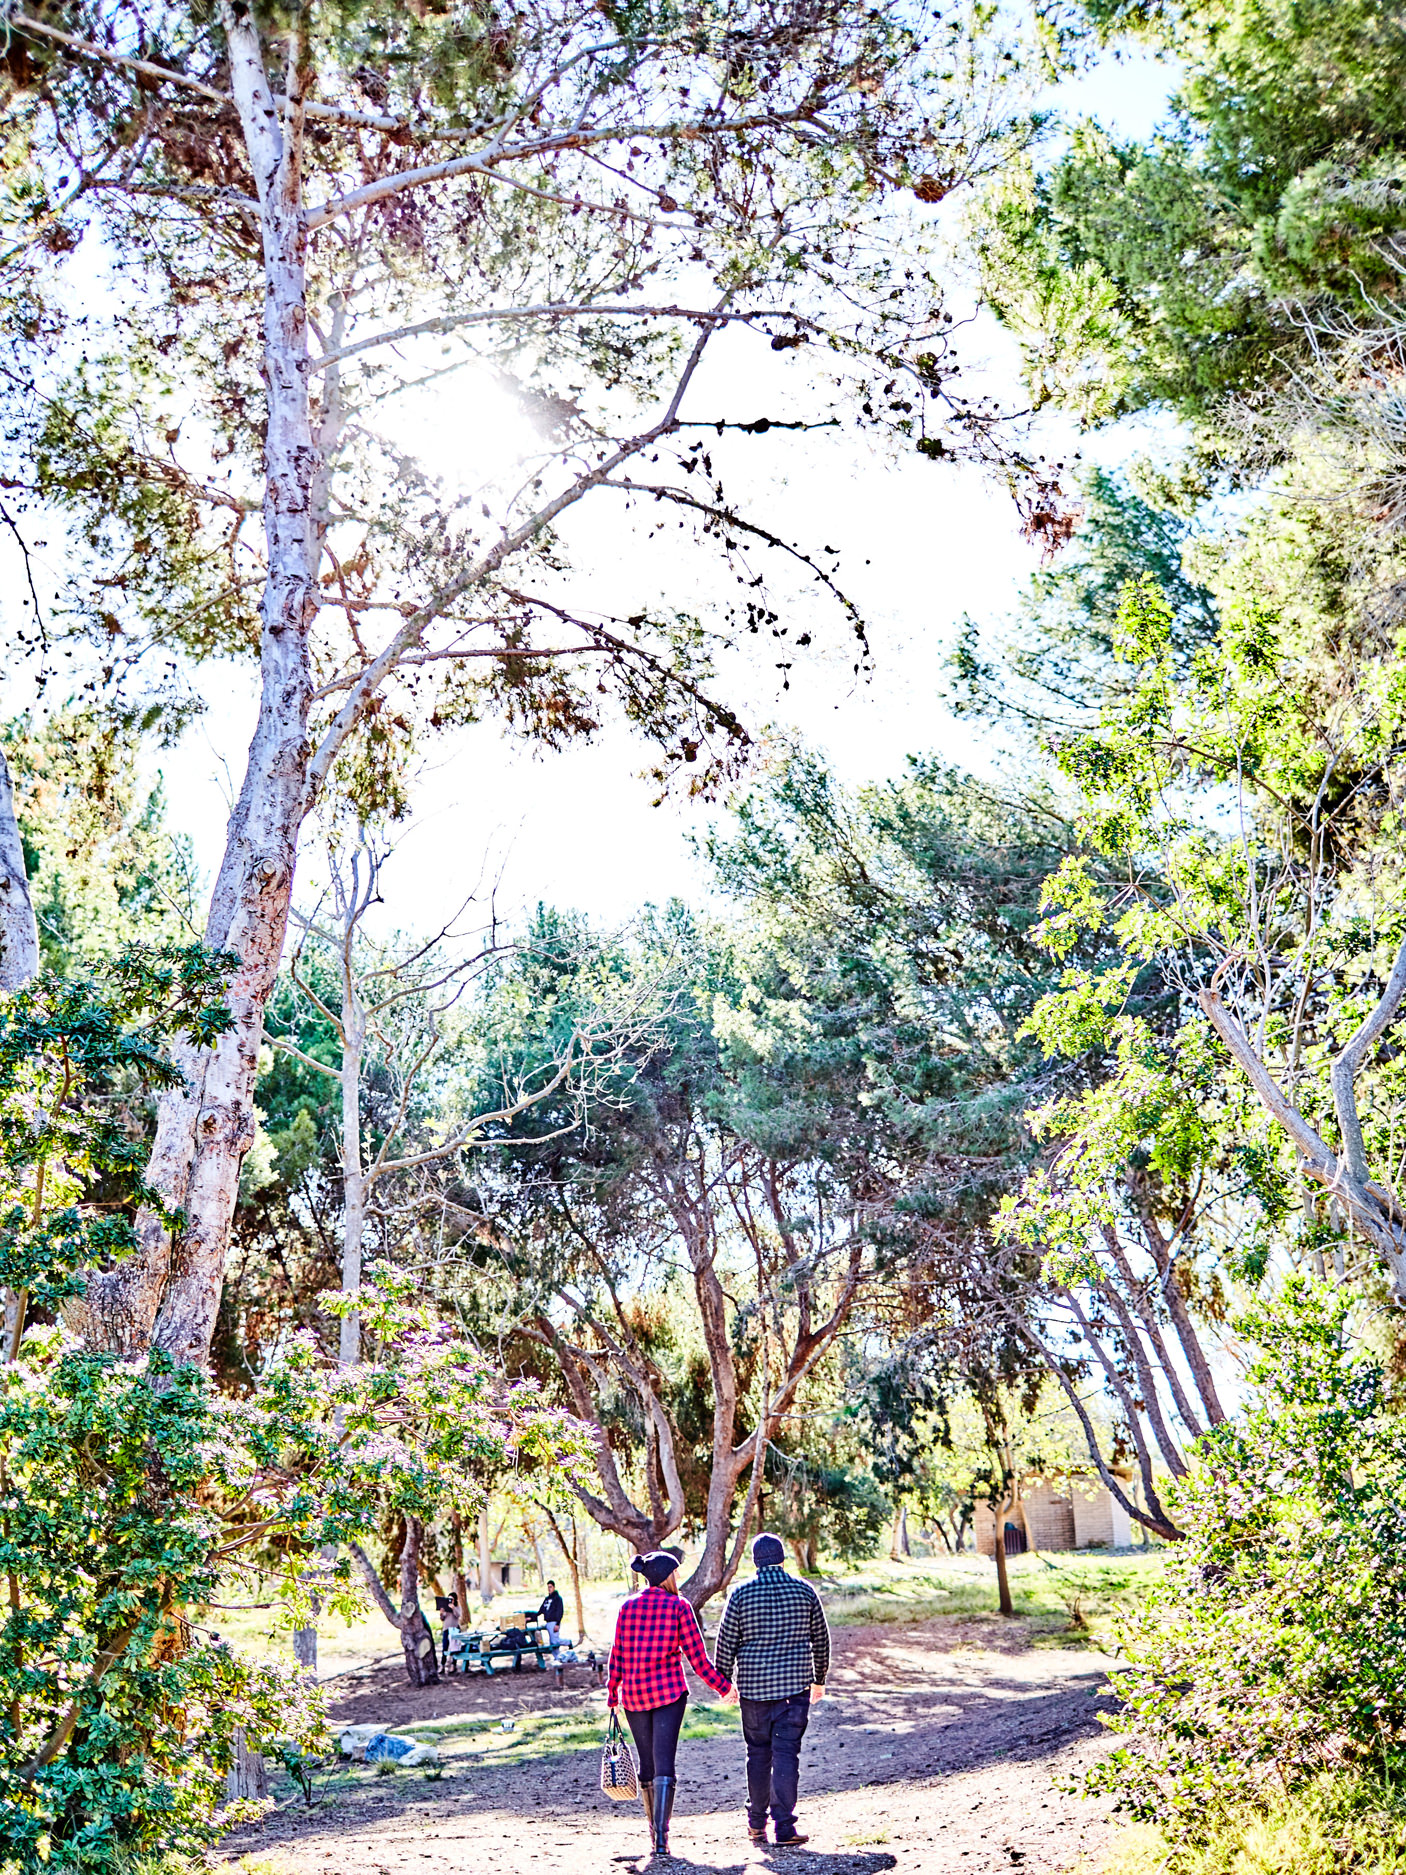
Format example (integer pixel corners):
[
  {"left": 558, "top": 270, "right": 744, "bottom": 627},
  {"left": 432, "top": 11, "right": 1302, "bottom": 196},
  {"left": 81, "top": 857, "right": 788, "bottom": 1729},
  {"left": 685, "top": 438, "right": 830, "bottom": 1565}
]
[{"left": 216, "top": 1617, "right": 1120, "bottom": 1875}]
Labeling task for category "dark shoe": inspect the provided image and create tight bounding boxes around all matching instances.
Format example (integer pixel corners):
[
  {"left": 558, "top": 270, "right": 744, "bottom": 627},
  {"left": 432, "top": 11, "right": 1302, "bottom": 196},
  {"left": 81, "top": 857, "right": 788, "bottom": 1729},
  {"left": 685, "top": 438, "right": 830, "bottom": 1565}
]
[
  {"left": 774, "top": 1833, "right": 810, "bottom": 1849},
  {"left": 653, "top": 1775, "right": 676, "bottom": 1855}
]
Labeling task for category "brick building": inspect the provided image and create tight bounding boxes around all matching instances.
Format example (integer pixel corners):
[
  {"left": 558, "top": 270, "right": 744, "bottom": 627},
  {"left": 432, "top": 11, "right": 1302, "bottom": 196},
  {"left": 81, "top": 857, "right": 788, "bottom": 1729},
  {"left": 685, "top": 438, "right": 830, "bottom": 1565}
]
[{"left": 973, "top": 1470, "right": 1136, "bottom": 1555}]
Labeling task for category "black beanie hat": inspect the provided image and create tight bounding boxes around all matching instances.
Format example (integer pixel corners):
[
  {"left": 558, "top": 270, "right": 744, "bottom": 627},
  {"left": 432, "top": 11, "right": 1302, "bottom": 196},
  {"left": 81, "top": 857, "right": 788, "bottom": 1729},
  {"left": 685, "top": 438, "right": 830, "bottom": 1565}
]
[
  {"left": 631, "top": 1550, "right": 680, "bottom": 1588},
  {"left": 752, "top": 1533, "right": 785, "bottom": 1567}
]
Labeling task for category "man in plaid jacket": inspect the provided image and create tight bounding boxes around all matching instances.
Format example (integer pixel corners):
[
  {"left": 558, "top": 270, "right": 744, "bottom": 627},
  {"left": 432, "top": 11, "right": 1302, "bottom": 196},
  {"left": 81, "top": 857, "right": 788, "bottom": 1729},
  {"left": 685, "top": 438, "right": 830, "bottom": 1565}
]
[{"left": 715, "top": 1533, "right": 831, "bottom": 1847}]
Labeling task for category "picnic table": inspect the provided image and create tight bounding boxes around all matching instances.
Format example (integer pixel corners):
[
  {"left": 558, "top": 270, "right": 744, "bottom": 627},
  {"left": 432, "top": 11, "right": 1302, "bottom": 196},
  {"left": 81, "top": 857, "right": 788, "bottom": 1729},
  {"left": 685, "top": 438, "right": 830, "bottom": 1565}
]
[
  {"left": 443, "top": 1616, "right": 607, "bottom": 1684},
  {"left": 446, "top": 1620, "right": 551, "bottom": 1674}
]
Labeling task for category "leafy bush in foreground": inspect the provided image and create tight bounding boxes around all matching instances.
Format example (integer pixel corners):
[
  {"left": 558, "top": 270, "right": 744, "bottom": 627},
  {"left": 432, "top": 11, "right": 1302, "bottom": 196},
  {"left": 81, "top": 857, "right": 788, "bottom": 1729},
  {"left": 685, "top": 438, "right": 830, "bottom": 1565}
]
[
  {"left": 1098, "top": 1770, "right": 1406, "bottom": 1875},
  {"left": 0, "top": 952, "right": 591, "bottom": 1871},
  {"left": 1089, "top": 1280, "right": 1406, "bottom": 1829}
]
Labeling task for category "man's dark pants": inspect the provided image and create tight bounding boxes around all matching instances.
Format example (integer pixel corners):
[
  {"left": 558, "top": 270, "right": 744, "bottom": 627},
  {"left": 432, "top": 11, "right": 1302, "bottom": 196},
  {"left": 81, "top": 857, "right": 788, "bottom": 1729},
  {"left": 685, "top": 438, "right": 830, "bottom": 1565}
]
[{"left": 739, "top": 1693, "right": 810, "bottom": 1837}]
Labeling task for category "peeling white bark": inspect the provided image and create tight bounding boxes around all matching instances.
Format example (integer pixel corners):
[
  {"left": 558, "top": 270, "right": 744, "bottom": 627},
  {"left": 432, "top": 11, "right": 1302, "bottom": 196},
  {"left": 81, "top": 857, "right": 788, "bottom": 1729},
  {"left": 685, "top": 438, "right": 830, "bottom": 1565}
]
[
  {"left": 0, "top": 750, "right": 39, "bottom": 995},
  {"left": 338, "top": 990, "right": 367, "bottom": 1371},
  {"left": 80, "top": 4, "right": 318, "bottom": 1360},
  {"left": 1200, "top": 980, "right": 1406, "bottom": 1302},
  {"left": 477, "top": 1504, "right": 495, "bottom": 1606},
  {"left": 0, "top": 749, "right": 39, "bottom": 1358}
]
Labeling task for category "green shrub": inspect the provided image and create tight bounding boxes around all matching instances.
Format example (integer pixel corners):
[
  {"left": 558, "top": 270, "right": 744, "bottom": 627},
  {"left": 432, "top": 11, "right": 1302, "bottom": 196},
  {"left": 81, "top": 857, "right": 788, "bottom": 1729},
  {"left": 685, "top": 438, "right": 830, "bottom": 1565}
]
[
  {"left": 0, "top": 951, "right": 591, "bottom": 1871},
  {"left": 1097, "top": 1770, "right": 1406, "bottom": 1874},
  {"left": 1088, "top": 1279, "right": 1406, "bottom": 1832}
]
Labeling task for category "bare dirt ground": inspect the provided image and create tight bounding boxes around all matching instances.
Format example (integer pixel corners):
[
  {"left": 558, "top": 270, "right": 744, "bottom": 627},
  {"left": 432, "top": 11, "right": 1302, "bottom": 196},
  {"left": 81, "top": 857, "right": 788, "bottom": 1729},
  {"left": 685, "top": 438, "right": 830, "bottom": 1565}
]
[{"left": 215, "top": 1616, "right": 1120, "bottom": 1875}]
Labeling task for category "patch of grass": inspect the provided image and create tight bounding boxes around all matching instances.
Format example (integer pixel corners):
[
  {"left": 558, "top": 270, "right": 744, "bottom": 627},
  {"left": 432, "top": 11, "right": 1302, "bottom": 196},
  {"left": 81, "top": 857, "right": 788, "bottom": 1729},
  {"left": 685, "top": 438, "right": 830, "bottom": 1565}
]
[
  {"left": 680, "top": 1703, "right": 737, "bottom": 1742},
  {"left": 392, "top": 1703, "right": 618, "bottom": 1767},
  {"left": 839, "top": 1830, "right": 890, "bottom": 1847},
  {"left": 384, "top": 1695, "right": 736, "bottom": 1769},
  {"left": 1091, "top": 1772, "right": 1406, "bottom": 1874},
  {"left": 814, "top": 1552, "right": 1164, "bottom": 1645}
]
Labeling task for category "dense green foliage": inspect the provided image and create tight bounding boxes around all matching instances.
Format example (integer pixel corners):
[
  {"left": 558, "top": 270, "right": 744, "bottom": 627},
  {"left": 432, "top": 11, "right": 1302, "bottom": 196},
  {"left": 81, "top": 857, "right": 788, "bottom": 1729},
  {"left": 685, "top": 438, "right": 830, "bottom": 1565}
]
[
  {"left": 951, "top": 0, "right": 1406, "bottom": 1829},
  {"left": 987, "top": 1, "right": 1406, "bottom": 419},
  {"left": 764, "top": 1451, "right": 890, "bottom": 1571},
  {"left": 1091, "top": 1282, "right": 1406, "bottom": 1826},
  {"left": 948, "top": 465, "right": 1217, "bottom": 739},
  {"left": 0, "top": 948, "right": 589, "bottom": 1872},
  {"left": 4, "top": 715, "right": 198, "bottom": 971},
  {"left": 0, "top": 1345, "right": 320, "bottom": 1872}
]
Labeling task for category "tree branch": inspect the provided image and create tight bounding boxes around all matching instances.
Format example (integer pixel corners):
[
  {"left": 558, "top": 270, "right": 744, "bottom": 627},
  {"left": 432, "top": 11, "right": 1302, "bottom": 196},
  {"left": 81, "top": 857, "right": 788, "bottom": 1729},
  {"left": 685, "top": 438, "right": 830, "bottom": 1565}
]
[
  {"left": 1331, "top": 933, "right": 1406, "bottom": 1187},
  {"left": 311, "top": 301, "right": 803, "bottom": 373},
  {"left": 305, "top": 105, "right": 824, "bottom": 229},
  {"left": 300, "top": 309, "right": 726, "bottom": 813},
  {"left": 351, "top": 1541, "right": 401, "bottom": 1628}
]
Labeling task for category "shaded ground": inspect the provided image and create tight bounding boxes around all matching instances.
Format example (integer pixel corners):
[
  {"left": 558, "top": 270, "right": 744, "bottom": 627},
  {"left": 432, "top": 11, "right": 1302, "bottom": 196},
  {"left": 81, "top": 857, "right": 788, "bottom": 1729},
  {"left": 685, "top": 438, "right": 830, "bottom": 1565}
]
[{"left": 215, "top": 1615, "right": 1119, "bottom": 1875}]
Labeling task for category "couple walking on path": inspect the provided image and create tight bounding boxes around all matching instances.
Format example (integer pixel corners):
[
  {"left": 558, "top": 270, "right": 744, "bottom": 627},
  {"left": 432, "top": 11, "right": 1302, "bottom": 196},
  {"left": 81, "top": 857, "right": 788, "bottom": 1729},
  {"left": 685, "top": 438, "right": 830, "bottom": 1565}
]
[{"left": 607, "top": 1533, "right": 831, "bottom": 1858}]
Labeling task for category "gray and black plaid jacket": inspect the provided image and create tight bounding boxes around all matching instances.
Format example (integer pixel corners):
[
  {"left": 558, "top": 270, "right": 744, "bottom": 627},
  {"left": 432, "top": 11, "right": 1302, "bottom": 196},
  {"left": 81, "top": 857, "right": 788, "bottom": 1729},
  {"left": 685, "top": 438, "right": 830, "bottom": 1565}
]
[{"left": 714, "top": 1564, "right": 831, "bottom": 1701}]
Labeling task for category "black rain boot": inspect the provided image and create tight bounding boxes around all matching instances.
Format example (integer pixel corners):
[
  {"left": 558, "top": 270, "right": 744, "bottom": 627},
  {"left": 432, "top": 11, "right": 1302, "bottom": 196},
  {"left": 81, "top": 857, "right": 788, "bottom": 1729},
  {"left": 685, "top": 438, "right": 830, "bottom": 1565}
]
[
  {"left": 640, "top": 1778, "right": 655, "bottom": 1847},
  {"left": 653, "top": 1776, "right": 676, "bottom": 1856}
]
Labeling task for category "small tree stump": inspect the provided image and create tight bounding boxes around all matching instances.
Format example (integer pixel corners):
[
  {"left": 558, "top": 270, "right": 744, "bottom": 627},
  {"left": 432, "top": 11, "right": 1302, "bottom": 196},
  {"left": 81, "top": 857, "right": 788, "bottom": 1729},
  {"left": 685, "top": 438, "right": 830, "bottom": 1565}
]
[{"left": 226, "top": 1727, "right": 269, "bottom": 1801}]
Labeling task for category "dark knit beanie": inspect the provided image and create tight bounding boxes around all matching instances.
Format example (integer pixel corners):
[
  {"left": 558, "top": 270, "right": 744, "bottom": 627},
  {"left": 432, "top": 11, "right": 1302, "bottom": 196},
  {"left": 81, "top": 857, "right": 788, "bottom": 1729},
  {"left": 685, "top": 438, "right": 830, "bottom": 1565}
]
[
  {"left": 752, "top": 1533, "right": 785, "bottom": 1567},
  {"left": 631, "top": 1550, "right": 680, "bottom": 1587}
]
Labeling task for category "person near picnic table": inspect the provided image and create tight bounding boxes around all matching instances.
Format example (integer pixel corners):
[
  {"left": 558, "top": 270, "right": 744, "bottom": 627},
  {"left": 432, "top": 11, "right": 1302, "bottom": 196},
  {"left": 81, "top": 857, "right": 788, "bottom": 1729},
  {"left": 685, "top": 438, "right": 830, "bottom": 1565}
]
[
  {"left": 607, "top": 1549, "right": 734, "bottom": 1858},
  {"left": 535, "top": 1580, "right": 566, "bottom": 1647},
  {"left": 714, "top": 1532, "right": 831, "bottom": 1849},
  {"left": 434, "top": 1595, "right": 458, "bottom": 1672}
]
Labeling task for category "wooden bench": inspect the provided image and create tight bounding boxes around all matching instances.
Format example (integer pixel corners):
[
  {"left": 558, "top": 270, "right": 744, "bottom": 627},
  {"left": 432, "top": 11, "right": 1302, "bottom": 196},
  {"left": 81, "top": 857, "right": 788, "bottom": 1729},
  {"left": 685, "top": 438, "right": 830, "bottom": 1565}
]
[{"left": 551, "top": 1649, "right": 607, "bottom": 1689}]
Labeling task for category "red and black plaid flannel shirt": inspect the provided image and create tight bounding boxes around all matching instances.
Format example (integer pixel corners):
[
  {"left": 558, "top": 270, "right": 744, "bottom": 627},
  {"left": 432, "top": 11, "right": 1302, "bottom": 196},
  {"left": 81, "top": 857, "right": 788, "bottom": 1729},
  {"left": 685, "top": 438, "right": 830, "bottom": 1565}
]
[{"left": 606, "top": 1585, "right": 732, "bottom": 1710}]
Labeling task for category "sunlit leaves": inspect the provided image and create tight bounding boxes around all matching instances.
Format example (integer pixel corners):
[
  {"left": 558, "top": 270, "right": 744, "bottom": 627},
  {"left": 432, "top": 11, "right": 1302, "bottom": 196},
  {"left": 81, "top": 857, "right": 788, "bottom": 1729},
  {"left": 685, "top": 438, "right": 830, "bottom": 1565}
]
[{"left": 1089, "top": 1280, "right": 1406, "bottom": 1827}]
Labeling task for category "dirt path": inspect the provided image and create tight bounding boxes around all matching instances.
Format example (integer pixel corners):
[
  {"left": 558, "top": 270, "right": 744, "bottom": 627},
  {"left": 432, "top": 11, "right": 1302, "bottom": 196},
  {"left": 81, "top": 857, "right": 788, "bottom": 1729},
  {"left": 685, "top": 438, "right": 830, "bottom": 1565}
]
[{"left": 217, "top": 1617, "right": 1119, "bottom": 1875}]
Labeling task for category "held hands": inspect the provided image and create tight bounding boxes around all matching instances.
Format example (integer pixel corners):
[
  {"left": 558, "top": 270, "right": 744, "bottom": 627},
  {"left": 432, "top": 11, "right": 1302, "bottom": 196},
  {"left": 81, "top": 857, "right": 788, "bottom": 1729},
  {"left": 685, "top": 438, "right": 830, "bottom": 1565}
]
[
  {"left": 810, "top": 1684, "right": 826, "bottom": 1702},
  {"left": 719, "top": 1686, "right": 739, "bottom": 1706}
]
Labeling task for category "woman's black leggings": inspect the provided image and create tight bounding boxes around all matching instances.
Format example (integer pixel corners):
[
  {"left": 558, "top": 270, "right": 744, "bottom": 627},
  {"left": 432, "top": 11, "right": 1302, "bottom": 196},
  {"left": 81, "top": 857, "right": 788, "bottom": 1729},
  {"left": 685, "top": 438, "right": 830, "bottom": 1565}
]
[{"left": 625, "top": 1694, "right": 688, "bottom": 1781}]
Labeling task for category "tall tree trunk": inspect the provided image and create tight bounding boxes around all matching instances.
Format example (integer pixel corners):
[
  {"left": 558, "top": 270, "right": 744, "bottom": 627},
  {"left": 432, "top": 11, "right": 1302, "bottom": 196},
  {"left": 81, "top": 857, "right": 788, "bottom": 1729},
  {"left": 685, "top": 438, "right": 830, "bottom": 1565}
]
[
  {"left": 1100, "top": 1225, "right": 1205, "bottom": 1442},
  {"left": 992, "top": 1505, "right": 1014, "bottom": 1618},
  {"left": 352, "top": 1530, "right": 438, "bottom": 1688},
  {"left": 890, "top": 1504, "right": 910, "bottom": 1560},
  {"left": 567, "top": 1518, "right": 587, "bottom": 1643},
  {"left": 1134, "top": 1208, "right": 1225, "bottom": 1427},
  {"left": 451, "top": 1512, "right": 471, "bottom": 1626},
  {"left": 0, "top": 749, "right": 39, "bottom": 995},
  {"left": 477, "top": 1503, "right": 496, "bottom": 1605},
  {"left": 292, "top": 1624, "right": 317, "bottom": 1675},
  {"left": 1160, "top": 1256, "right": 1227, "bottom": 1427},
  {"left": 397, "top": 1516, "right": 439, "bottom": 1686},
  {"left": 1091, "top": 1273, "right": 1187, "bottom": 1477},
  {"left": 77, "top": 3, "right": 318, "bottom": 1364},
  {"left": 540, "top": 1504, "right": 587, "bottom": 1641},
  {"left": 0, "top": 755, "right": 38, "bottom": 1359},
  {"left": 680, "top": 1238, "right": 744, "bottom": 1604}
]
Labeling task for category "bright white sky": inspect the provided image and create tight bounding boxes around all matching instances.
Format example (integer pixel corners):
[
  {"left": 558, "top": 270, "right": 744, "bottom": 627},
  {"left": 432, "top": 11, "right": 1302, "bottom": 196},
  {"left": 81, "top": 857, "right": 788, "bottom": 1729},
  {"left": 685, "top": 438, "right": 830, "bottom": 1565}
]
[{"left": 4, "top": 42, "right": 1178, "bottom": 942}]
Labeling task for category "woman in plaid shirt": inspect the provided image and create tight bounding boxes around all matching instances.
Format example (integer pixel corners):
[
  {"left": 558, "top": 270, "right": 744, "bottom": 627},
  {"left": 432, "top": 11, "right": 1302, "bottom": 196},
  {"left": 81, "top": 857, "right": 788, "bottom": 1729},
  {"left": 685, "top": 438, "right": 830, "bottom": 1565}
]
[{"left": 608, "top": 1550, "right": 733, "bottom": 1855}]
